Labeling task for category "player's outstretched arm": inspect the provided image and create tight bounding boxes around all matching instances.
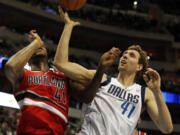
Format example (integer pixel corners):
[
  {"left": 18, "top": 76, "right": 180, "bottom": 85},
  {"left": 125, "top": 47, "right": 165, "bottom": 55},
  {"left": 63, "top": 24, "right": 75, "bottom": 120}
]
[
  {"left": 54, "top": 6, "right": 95, "bottom": 85},
  {"left": 70, "top": 48, "right": 121, "bottom": 103},
  {"left": 144, "top": 68, "right": 173, "bottom": 134},
  {"left": 5, "top": 30, "right": 44, "bottom": 87}
]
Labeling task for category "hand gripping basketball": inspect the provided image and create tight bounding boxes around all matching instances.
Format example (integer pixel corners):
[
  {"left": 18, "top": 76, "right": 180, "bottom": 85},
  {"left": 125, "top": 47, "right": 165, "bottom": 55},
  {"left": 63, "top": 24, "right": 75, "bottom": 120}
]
[{"left": 58, "top": 6, "right": 80, "bottom": 27}]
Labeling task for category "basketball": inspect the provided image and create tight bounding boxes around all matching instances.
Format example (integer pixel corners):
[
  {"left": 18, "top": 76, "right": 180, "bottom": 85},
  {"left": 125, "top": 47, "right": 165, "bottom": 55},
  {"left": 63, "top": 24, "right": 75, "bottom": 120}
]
[{"left": 59, "top": 0, "right": 87, "bottom": 10}]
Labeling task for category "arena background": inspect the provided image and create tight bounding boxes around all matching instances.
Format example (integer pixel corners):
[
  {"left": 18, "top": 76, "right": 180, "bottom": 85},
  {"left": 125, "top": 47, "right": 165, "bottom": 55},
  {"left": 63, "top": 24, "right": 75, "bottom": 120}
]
[{"left": 0, "top": 0, "right": 180, "bottom": 134}]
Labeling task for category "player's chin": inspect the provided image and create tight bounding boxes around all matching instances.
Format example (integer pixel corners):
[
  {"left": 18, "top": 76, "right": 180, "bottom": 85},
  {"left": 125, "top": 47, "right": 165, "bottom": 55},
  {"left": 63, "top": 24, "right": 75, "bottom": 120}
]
[{"left": 118, "top": 66, "right": 125, "bottom": 71}]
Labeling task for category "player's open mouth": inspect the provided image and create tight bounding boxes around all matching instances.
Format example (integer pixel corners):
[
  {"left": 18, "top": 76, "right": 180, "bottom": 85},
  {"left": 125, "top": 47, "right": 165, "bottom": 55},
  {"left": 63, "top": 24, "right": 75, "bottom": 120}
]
[{"left": 121, "top": 60, "right": 127, "bottom": 64}]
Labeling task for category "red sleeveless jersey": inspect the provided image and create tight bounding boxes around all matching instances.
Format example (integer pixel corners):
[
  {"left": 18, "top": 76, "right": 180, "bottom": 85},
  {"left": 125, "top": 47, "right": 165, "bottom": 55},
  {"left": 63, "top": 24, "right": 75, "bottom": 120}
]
[
  {"left": 15, "top": 68, "right": 70, "bottom": 135},
  {"left": 138, "top": 131, "right": 147, "bottom": 135}
]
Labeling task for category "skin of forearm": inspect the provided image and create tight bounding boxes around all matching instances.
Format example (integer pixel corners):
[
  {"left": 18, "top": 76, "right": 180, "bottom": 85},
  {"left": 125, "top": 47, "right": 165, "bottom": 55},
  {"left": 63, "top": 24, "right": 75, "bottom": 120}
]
[
  {"left": 54, "top": 24, "right": 74, "bottom": 64},
  {"left": 81, "top": 64, "right": 105, "bottom": 104},
  {"left": 6, "top": 40, "right": 41, "bottom": 76},
  {"left": 153, "top": 90, "right": 173, "bottom": 133}
]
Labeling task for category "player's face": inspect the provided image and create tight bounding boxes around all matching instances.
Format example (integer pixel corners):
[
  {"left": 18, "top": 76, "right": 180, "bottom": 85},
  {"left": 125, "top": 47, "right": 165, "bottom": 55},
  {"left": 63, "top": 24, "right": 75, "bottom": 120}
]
[
  {"left": 118, "top": 49, "right": 142, "bottom": 73},
  {"left": 28, "top": 46, "right": 48, "bottom": 67}
]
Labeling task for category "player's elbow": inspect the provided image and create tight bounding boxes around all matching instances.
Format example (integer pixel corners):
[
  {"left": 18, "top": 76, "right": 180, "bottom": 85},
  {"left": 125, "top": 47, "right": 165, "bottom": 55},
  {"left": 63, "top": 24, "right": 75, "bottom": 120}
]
[
  {"left": 53, "top": 61, "right": 67, "bottom": 70},
  {"left": 5, "top": 62, "right": 14, "bottom": 76},
  {"left": 162, "top": 125, "right": 173, "bottom": 134},
  {"left": 167, "top": 126, "right": 173, "bottom": 134},
  {"left": 4, "top": 63, "right": 17, "bottom": 83}
]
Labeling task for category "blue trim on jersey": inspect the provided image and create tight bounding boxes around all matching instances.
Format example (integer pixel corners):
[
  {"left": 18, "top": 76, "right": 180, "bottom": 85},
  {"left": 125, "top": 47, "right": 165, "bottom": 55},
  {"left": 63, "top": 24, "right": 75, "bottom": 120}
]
[
  {"left": 141, "top": 86, "right": 146, "bottom": 107},
  {"left": 100, "top": 76, "right": 111, "bottom": 86}
]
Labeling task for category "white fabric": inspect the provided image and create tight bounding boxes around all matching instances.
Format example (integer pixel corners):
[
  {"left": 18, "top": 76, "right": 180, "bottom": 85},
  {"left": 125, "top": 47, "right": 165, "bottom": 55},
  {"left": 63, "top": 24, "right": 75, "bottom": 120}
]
[
  {"left": 78, "top": 77, "right": 143, "bottom": 135},
  {"left": 24, "top": 63, "right": 31, "bottom": 70},
  {"left": 18, "top": 98, "right": 68, "bottom": 123}
]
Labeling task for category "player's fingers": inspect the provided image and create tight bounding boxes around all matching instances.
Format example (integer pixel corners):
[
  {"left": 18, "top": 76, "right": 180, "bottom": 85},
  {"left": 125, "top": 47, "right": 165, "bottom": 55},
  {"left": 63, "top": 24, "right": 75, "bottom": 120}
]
[
  {"left": 115, "top": 49, "right": 121, "bottom": 54},
  {"left": 143, "top": 74, "right": 150, "bottom": 83},
  {"left": 110, "top": 53, "right": 119, "bottom": 62},
  {"left": 145, "top": 69, "right": 158, "bottom": 80},
  {"left": 30, "top": 30, "right": 36, "bottom": 35},
  {"left": 111, "top": 47, "right": 119, "bottom": 52},
  {"left": 107, "top": 49, "right": 119, "bottom": 60},
  {"left": 144, "top": 71, "right": 154, "bottom": 81},
  {"left": 64, "top": 12, "right": 69, "bottom": 18},
  {"left": 110, "top": 47, "right": 121, "bottom": 55},
  {"left": 28, "top": 35, "right": 34, "bottom": 40},
  {"left": 58, "top": 5, "right": 65, "bottom": 17},
  {"left": 30, "top": 31, "right": 37, "bottom": 38},
  {"left": 113, "top": 50, "right": 121, "bottom": 56},
  {"left": 150, "top": 70, "right": 159, "bottom": 80},
  {"left": 145, "top": 68, "right": 154, "bottom": 76},
  {"left": 110, "top": 51, "right": 120, "bottom": 58},
  {"left": 145, "top": 68, "right": 154, "bottom": 74}
]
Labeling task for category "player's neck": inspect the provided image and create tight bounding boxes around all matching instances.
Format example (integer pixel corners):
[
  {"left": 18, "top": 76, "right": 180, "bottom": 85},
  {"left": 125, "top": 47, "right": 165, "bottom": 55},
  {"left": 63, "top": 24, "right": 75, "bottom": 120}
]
[
  {"left": 29, "top": 56, "right": 49, "bottom": 72},
  {"left": 117, "top": 71, "right": 136, "bottom": 88},
  {"left": 31, "top": 61, "right": 49, "bottom": 72}
]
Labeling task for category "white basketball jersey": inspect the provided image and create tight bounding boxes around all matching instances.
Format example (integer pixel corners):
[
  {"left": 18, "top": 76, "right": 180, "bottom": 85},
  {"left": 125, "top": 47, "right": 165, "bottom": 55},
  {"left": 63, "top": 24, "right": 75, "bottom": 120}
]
[{"left": 78, "top": 76, "right": 145, "bottom": 135}]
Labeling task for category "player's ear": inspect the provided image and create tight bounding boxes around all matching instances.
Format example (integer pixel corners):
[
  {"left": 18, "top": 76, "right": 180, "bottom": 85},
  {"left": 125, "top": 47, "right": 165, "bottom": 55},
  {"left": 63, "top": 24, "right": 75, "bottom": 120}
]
[{"left": 137, "top": 64, "right": 143, "bottom": 71}]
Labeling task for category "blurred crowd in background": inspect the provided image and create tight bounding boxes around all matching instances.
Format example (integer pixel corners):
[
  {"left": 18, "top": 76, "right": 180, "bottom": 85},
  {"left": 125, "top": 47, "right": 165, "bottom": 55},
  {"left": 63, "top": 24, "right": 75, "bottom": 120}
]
[
  {"left": 16, "top": 0, "right": 180, "bottom": 41},
  {"left": 0, "top": 107, "right": 80, "bottom": 135},
  {"left": 0, "top": 0, "right": 180, "bottom": 134},
  {"left": 0, "top": 107, "right": 19, "bottom": 135}
]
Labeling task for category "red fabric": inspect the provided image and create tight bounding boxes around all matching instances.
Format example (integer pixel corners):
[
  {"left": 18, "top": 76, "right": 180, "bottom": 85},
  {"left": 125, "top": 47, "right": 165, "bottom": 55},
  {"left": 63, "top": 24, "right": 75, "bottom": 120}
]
[
  {"left": 15, "top": 69, "right": 70, "bottom": 135},
  {"left": 139, "top": 131, "right": 147, "bottom": 135}
]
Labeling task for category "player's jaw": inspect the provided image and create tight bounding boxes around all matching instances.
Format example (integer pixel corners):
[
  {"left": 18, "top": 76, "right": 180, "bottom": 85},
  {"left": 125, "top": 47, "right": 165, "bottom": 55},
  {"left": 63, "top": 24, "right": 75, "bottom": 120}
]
[{"left": 118, "top": 58, "right": 128, "bottom": 71}]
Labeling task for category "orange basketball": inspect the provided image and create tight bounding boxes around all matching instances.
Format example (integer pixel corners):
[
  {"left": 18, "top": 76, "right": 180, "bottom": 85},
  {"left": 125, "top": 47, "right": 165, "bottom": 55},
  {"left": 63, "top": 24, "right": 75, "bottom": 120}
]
[{"left": 59, "top": 0, "right": 87, "bottom": 10}]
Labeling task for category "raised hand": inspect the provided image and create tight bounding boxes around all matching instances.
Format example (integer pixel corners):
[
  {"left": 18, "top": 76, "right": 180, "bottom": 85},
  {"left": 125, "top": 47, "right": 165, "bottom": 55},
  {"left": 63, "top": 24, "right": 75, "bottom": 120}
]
[
  {"left": 143, "top": 68, "right": 161, "bottom": 93},
  {"left": 58, "top": 6, "right": 80, "bottom": 27},
  {"left": 29, "top": 30, "right": 44, "bottom": 47},
  {"left": 99, "top": 47, "right": 121, "bottom": 71}
]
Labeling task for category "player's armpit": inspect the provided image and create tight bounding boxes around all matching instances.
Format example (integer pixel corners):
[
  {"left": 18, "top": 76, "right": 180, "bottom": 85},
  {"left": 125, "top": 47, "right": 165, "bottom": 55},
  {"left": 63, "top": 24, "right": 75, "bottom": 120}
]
[{"left": 69, "top": 80, "right": 87, "bottom": 102}]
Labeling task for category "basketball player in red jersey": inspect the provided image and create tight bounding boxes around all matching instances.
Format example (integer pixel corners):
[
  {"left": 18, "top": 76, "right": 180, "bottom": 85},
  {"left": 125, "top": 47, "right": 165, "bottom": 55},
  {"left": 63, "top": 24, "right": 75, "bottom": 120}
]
[
  {"left": 4, "top": 9, "right": 119, "bottom": 135},
  {"left": 4, "top": 29, "right": 71, "bottom": 134}
]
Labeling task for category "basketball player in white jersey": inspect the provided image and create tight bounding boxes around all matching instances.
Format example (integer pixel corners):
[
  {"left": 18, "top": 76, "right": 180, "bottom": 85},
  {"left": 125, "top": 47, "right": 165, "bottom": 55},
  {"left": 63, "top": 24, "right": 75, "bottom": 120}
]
[{"left": 54, "top": 7, "right": 173, "bottom": 135}]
